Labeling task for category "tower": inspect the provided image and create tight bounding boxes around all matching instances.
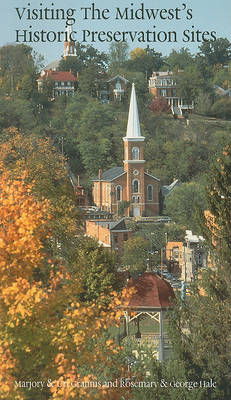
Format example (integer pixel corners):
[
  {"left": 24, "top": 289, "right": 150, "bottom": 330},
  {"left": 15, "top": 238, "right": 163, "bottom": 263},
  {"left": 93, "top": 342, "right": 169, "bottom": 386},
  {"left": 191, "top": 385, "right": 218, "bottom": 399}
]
[
  {"left": 123, "top": 84, "right": 145, "bottom": 217},
  {"left": 64, "top": 25, "right": 76, "bottom": 59}
]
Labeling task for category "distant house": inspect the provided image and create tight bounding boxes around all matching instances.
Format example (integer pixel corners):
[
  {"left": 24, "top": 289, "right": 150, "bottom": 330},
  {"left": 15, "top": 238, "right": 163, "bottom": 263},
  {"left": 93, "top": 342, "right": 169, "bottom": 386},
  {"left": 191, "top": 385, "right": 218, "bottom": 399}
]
[
  {"left": 86, "top": 218, "right": 132, "bottom": 255},
  {"left": 148, "top": 71, "right": 194, "bottom": 117},
  {"left": 37, "top": 69, "right": 78, "bottom": 98},
  {"left": 97, "top": 74, "right": 130, "bottom": 103}
]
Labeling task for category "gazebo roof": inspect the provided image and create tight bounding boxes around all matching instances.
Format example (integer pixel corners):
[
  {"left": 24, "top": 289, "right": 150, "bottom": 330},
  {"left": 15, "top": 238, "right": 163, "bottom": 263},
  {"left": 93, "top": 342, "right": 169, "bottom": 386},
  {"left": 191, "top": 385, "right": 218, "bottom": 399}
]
[{"left": 127, "top": 273, "right": 175, "bottom": 310}]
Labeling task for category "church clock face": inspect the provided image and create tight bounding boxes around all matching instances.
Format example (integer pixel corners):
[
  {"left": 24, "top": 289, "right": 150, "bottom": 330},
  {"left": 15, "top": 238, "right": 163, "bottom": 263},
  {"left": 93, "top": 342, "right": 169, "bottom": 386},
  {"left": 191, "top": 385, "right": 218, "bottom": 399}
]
[{"left": 133, "top": 169, "right": 139, "bottom": 176}]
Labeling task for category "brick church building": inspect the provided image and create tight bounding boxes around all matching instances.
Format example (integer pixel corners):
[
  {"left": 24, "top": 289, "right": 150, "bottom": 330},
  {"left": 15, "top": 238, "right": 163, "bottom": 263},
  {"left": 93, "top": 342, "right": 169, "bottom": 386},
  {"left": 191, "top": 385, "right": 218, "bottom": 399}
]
[{"left": 92, "top": 84, "right": 160, "bottom": 217}]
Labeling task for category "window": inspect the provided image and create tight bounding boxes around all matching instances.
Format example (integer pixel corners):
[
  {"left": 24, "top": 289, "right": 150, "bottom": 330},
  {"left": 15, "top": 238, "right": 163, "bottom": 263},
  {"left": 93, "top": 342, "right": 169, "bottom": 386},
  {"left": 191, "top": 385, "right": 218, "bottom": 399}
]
[
  {"left": 124, "top": 233, "right": 128, "bottom": 241},
  {"left": 137, "top": 196, "right": 140, "bottom": 203},
  {"left": 116, "top": 185, "right": 122, "bottom": 201},
  {"left": 114, "top": 234, "right": 118, "bottom": 244},
  {"left": 115, "top": 81, "right": 121, "bottom": 90},
  {"left": 132, "top": 147, "right": 139, "bottom": 160},
  {"left": 160, "top": 89, "right": 167, "bottom": 96},
  {"left": 132, "top": 196, "right": 136, "bottom": 203},
  {"left": 147, "top": 185, "right": 153, "bottom": 201},
  {"left": 132, "top": 179, "right": 139, "bottom": 193}
]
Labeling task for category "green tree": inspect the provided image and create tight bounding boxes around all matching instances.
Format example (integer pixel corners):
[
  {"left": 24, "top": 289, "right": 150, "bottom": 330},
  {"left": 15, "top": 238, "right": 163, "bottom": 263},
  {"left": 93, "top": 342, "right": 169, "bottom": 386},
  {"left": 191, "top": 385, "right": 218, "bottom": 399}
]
[
  {"left": 58, "top": 42, "right": 108, "bottom": 74},
  {"left": 165, "top": 182, "right": 207, "bottom": 233},
  {"left": 0, "top": 44, "right": 43, "bottom": 96},
  {"left": 126, "top": 46, "right": 163, "bottom": 78},
  {"left": 74, "top": 237, "right": 122, "bottom": 304},
  {"left": 198, "top": 38, "right": 231, "bottom": 66},
  {"left": 210, "top": 97, "right": 231, "bottom": 119},
  {"left": 166, "top": 47, "right": 194, "bottom": 70},
  {"left": 122, "top": 237, "right": 150, "bottom": 273},
  {"left": 175, "top": 66, "right": 211, "bottom": 103},
  {"left": 108, "top": 41, "right": 129, "bottom": 73}
]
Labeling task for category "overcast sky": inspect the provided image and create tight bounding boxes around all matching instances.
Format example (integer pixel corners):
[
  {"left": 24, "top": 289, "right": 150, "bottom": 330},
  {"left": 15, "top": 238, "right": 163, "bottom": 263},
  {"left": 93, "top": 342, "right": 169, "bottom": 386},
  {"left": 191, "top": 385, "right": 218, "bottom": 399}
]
[{"left": 1, "top": 0, "right": 231, "bottom": 65}]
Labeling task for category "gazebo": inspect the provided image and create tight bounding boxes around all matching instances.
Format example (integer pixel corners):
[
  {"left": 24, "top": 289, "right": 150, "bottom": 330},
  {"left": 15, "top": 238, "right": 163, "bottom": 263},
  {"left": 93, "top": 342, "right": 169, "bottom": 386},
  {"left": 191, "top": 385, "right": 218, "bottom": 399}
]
[{"left": 121, "top": 273, "right": 175, "bottom": 361}]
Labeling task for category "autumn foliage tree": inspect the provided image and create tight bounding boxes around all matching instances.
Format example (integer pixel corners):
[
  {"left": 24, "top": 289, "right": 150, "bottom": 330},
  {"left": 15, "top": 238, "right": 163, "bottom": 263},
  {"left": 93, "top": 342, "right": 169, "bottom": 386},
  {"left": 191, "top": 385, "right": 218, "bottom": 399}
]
[
  {"left": 0, "top": 171, "right": 134, "bottom": 400},
  {"left": 149, "top": 96, "right": 171, "bottom": 115}
]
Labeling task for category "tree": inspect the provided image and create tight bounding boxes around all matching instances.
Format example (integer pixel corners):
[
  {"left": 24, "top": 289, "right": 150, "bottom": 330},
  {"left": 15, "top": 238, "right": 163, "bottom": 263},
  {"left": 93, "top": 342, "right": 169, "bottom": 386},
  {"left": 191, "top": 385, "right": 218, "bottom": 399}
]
[
  {"left": 165, "top": 181, "right": 207, "bottom": 233},
  {"left": 0, "top": 44, "right": 43, "bottom": 96},
  {"left": 210, "top": 97, "right": 231, "bottom": 119},
  {"left": 58, "top": 42, "right": 108, "bottom": 75},
  {"left": 0, "top": 97, "right": 36, "bottom": 131},
  {"left": 175, "top": 66, "right": 211, "bottom": 103},
  {"left": 166, "top": 47, "right": 194, "bottom": 70},
  {"left": 198, "top": 38, "right": 231, "bottom": 66},
  {"left": 0, "top": 128, "right": 80, "bottom": 263},
  {"left": 108, "top": 42, "right": 129, "bottom": 72},
  {"left": 126, "top": 46, "right": 163, "bottom": 78},
  {"left": 0, "top": 171, "right": 133, "bottom": 400},
  {"left": 122, "top": 237, "right": 150, "bottom": 273},
  {"left": 194, "top": 90, "right": 213, "bottom": 116},
  {"left": 149, "top": 97, "right": 171, "bottom": 115}
]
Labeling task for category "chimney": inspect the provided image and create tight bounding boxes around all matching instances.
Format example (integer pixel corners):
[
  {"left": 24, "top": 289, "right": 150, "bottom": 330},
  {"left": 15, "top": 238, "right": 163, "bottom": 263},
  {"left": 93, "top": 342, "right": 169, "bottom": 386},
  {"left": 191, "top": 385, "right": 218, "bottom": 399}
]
[{"left": 98, "top": 169, "right": 102, "bottom": 180}]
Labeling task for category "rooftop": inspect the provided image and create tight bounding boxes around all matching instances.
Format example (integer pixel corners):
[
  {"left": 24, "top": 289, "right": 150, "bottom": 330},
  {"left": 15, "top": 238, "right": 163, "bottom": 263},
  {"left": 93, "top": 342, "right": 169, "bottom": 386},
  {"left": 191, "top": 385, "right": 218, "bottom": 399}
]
[
  {"left": 38, "top": 70, "right": 77, "bottom": 82},
  {"left": 127, "top": 273, "right": 175, "bottom": 310}
]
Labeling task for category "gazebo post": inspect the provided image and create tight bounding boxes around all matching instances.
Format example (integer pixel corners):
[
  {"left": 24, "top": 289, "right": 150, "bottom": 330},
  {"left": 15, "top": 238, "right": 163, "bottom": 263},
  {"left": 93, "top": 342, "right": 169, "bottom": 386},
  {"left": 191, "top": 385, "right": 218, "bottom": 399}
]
[
  {"left": 124, "top": 311, "right": 130, "bottom": 338},
  {"left": 158, "top": 310, "right": 164, "bottom": 361}
]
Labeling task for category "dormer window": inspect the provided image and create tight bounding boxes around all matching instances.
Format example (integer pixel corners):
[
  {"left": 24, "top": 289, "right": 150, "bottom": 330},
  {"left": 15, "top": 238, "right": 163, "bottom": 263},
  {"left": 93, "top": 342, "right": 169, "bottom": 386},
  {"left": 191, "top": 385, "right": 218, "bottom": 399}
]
[{"left": 132, "top": 147, "right": 139, "bottom": 160}]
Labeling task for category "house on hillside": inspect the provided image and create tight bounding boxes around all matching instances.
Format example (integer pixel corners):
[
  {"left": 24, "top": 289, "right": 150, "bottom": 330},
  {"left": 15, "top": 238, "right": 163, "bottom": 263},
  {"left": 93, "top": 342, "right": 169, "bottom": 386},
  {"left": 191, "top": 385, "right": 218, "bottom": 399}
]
[
  {"left": 148, "top": 71, "right": 194, "bottom": 117},
  {"left": 37, "top": 69, "right": 78, "bottom": 98},
  {"left": 97, "top": 74, "right": 130, "bottom": 103}
]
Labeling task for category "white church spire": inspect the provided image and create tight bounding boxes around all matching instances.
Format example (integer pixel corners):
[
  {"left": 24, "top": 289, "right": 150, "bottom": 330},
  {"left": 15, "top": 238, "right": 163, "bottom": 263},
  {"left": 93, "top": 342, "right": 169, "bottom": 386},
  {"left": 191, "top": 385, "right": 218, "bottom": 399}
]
[{"left": 125, "top": 83, "right": 145, "bottom": 140}]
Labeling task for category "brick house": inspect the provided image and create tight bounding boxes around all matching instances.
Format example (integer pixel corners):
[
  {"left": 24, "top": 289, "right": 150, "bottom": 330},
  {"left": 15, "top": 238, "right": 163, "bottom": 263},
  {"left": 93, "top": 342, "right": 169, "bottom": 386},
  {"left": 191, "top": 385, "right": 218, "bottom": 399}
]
[
  {"left": 97, "top": 74, "right": 130, "bottom": 103},
  {"left": 37, "top": 70, "right": 78, "bottom": 98},
  {"left": 92, "top": 84, "right": 160, "bottom": 217},
  {"left": 86, "top": 218, "right": 132, "bottom": 255},
  {"left": 148, "top": 71, "right": 194, "bottom": 117}
]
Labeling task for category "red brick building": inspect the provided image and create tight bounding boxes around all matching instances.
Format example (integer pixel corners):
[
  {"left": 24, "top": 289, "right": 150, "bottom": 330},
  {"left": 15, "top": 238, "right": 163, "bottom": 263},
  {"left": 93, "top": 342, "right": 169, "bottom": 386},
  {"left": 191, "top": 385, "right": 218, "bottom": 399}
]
[
  {"left": 37, "top": 70, "right": 77, "bottom": 98},
  {"left": 86, "top": 218, "right": 132, "bottom": 255},
  {"left": 149, "top": 71, "right": 194, "bottom": 117},
  {"left": 92, "top": 84, "right": 160, "bottom": 217}
]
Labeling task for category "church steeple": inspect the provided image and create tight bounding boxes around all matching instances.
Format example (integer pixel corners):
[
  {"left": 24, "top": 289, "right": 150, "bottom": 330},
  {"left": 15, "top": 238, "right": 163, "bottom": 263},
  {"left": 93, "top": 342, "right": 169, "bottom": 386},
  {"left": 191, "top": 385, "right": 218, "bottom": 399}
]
[
  {"left": 124, "top": 83, "right": 145, "bottom": 141},
  {"left": 64, "top": 25, "right": 76, "bottom": 59}
]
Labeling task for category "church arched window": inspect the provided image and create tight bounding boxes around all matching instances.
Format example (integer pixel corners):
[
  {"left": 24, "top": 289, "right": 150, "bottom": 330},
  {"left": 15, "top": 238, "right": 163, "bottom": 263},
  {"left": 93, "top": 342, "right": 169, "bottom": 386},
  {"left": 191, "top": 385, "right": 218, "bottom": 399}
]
[
  {"left": 116, "top": 185, "right": 122, "bottom": 201},
  {"left": 132, "top": 179, "right": 139, "bottom": 193},
  {"left": 147, "top": 184, "right": 153, "bottom": 201},
  {"left": 132, "top": 147, "right": 139, "bottom": 160}
]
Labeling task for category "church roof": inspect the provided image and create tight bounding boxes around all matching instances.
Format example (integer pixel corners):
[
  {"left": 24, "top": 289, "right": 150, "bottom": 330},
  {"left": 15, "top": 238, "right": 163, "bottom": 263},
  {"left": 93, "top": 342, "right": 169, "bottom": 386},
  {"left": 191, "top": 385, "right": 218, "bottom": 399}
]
[
  {"left": 161, "top": 179, "right": 179, "bottom": 197},
  {"left": 93, "top": 166, "right": 125, "bottom": 181},
  {"left": 125, "top": 83, "right": 145, "bottom": 140}
]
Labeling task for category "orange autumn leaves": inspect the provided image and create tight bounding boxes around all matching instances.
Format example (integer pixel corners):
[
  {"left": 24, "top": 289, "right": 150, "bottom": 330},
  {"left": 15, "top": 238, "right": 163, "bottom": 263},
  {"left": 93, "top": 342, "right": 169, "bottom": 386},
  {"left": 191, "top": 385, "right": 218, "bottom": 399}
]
[{"left": 0, "top": 171, "right": 133, "bottom": 399}]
